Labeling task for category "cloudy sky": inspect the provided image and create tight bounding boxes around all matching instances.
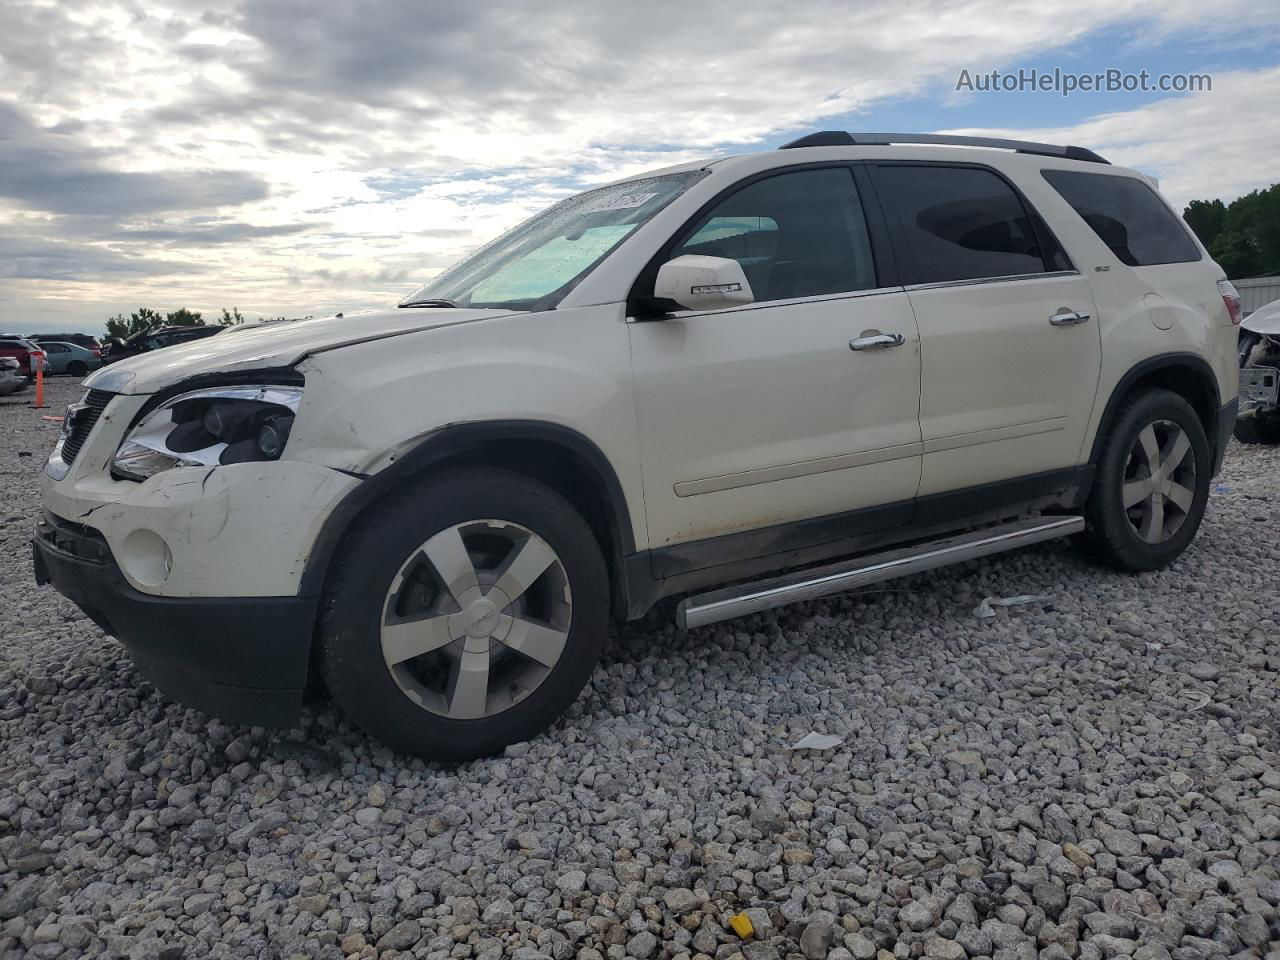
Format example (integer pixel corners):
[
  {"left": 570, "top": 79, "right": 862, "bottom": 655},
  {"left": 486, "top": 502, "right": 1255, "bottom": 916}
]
[{"left": 2, "top": 1, "right": 1277, "bottom": 334}]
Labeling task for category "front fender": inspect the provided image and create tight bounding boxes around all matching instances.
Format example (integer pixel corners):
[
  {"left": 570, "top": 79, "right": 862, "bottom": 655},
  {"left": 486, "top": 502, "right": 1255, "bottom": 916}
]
[{"left": 286, "top": 303, "right": 647, "bottom": 555}]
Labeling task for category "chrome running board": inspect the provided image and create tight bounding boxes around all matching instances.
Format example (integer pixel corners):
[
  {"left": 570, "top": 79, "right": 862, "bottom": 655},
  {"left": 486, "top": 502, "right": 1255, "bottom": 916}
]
[{"left": 676, "top": 515, "right": 1084, "bottom": 629}]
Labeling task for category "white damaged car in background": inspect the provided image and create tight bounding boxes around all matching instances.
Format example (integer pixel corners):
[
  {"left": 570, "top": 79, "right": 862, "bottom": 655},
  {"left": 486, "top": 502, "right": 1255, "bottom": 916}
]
[
  {"left": 1236, "top": 298, "right": 1280, "bottom": 444},
  {"left": 0, "top": 357, "right": 25, "bottom": 396}
]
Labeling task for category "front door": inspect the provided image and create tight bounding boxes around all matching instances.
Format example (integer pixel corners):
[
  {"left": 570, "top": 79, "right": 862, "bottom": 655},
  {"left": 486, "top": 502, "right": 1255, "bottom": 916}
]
[{"left": 627, "top": 166, "right": 923, "bottom": 562}]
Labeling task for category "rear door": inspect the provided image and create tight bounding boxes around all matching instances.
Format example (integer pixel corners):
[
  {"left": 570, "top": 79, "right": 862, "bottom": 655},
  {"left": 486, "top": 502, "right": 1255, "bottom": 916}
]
[
  {"left": 41, "top": 343, "right": 69, "bottom": 372},
  {"left": 628, "top": 165, "right": 923, "bottom": 559},
  {"left": 869, "top": 162, "right": 1101, "bottom": 498}
]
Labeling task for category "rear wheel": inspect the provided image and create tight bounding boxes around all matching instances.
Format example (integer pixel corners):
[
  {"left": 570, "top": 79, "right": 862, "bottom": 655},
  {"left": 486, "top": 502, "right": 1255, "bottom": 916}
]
[
  {"left": 1078, "top": 389, "right": 1210, "bottom": 571},
  {"left": 319, "top": 468, "right": 608, "bottom": 760},
  {"left": 66, "top": 360, "right": 88, "bottom": 377}
]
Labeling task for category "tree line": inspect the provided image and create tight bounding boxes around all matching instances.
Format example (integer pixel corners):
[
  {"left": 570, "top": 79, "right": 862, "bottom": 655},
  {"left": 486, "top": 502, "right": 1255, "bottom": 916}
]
[
  {"left": 104, "top": 307, "right": 271, "bottom": 340},
  {"left": 1183, "top": 184, "right": 1280, "bottom": 280}
]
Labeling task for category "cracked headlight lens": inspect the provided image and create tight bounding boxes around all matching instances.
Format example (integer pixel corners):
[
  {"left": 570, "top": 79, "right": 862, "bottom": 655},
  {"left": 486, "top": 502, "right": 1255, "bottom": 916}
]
[{"left": 113, "top": 385, "right": 303, "bottom": 481}]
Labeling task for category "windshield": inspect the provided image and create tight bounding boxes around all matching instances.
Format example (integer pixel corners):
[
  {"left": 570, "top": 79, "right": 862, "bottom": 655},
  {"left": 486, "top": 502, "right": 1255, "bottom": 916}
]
[{"left": 400, "top": 171, "right": 705, "bottom": 311}]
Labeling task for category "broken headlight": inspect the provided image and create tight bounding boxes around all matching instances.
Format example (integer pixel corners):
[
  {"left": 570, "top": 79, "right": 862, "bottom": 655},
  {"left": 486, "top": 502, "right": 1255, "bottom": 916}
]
[{"left": 113, "top": 385, "right": 303, "bottom": 481}]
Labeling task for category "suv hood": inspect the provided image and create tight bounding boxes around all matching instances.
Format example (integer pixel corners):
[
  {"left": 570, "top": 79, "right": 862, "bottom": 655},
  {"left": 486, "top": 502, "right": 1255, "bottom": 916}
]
[
  {"left": 1243, "top": 299, "right": 1280, "bottom": 336},
  {"left": 84, "top": 307, "right": 517, "bottom": 394}
]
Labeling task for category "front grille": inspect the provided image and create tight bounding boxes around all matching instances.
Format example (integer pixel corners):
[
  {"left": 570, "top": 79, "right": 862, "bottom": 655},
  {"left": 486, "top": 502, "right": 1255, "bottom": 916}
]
[{"left": 61, "top": 389, "right": 113, "bottom": 465}]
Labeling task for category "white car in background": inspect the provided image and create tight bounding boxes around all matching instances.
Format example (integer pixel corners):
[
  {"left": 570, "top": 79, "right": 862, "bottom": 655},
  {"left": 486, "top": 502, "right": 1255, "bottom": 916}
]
[
  {"left": 1236, "top": 298, "right": 1280, "bottom": 443},
  {"left": 34, "top": 131, "right": 1239, "bottom": 759},
  {"left": 0, "top": 357, "right": 23, "bottom": 396}
]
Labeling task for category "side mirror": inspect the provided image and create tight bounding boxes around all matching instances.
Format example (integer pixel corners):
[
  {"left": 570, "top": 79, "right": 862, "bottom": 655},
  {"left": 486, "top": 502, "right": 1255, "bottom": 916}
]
[{"left": 654, "top": 255, "right": 754, "bottom": 312}]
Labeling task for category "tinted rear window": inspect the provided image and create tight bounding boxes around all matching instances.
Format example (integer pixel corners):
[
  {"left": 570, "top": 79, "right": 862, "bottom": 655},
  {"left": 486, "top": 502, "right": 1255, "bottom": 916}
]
[
  {"left": 875, "top": 165, "right": 1057, "bottom": 284},
  {"left": 1042, "top": 170, "right": 1200, "bottom": 267}
]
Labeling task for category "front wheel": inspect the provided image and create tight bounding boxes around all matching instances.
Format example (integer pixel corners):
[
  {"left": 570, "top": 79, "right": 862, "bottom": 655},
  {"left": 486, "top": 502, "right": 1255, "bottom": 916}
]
[
  {"left": 1078, "top": 388, "right": 1211, "bottom": 571},
  {"left": 319, "top": 468, "right": 609, "bottom": 760}
]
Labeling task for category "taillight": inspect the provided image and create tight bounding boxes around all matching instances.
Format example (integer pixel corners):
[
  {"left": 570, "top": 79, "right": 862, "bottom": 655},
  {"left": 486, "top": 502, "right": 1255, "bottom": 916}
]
[
  {"left": 92, "top": 349, "right": 101, "bottom": 356},
  {"left": 1218, "top": 279, "right": 1242, "bottom": 325}
]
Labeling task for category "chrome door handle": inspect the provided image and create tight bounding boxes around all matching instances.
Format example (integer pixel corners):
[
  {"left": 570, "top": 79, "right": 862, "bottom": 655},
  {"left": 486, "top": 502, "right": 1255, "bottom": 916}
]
[
  {"left": 1049, "top": 310, "right": 1091, "bottom": 326},
  {"left": 849, "top": 332, "right": 906, "bottom": 351}
]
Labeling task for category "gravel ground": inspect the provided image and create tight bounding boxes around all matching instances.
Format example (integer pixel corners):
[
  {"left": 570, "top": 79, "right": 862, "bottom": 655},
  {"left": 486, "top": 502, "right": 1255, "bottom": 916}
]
[{"left": 1, "top": 377, "right": 1277, "bottom": 960}]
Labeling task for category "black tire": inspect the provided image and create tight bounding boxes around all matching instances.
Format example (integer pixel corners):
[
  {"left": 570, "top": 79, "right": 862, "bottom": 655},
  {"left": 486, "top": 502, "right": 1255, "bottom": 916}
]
[
  {"left": 319, "top": 467, "right": 609, "bottom": 760},
  {"left": 1233, "top": 414, "right": 1280, "bottom": 445},
  {"left": 66, "top": 360, "right": 88, "bottom": 377},
  {"left": 1078, "top": 388, "right": 1211, "bottom": 572}
]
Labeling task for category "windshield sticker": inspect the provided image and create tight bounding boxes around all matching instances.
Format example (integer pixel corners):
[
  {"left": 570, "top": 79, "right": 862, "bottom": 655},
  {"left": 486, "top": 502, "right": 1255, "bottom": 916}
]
[{"left": 576, "top": 192, "right": 659, "bottom": 215}]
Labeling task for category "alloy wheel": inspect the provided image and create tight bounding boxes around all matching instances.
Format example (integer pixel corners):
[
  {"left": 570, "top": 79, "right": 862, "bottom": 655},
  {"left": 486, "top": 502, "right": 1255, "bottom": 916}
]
[
  {"left": 379, "top": 519, "right": 572, "bottom": 719},
  {"left": 1121, "top": 419, "right": 1197, "bottom": 544}
]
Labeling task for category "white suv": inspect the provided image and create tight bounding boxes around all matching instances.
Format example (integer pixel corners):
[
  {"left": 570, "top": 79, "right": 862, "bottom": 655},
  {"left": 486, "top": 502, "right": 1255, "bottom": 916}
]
[{"left": 34, "top": 132, "right": 1241, "bottom": 759}]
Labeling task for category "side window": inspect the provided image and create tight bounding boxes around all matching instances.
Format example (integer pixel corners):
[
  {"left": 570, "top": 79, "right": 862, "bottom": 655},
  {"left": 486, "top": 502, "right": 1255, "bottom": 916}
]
[
  {"left": 45, "top": 343, "right": 67, "bottom": 353},
  {"left": 671, "top": 168, "right": 877, "bottom": 303},
  {"left": 875, "top": 165, "right": 1053, "bottom": 284},
  {"left": 682, "top": 216, "right": 780, "bottom": 268},
  {"left": 1042, "top": 169, "right": 1200, "bottom": 266}
]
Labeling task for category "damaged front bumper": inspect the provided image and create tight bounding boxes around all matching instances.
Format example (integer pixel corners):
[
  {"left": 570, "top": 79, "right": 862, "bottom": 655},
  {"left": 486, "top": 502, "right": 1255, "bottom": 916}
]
[
  {"left": 33, "top": 512, "right": 315, "bottom": 727},
  {"left": 42, "top": 437, "right": 361, "bottom": 599},
  {"left": 33, "top": 386, "right": 363, "bottom": 727}
]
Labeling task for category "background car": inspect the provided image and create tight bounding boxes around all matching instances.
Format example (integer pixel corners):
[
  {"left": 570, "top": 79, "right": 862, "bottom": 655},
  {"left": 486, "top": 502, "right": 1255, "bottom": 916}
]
[
  {"left": 39, "top": 341, "right": 104, "bottom": 377},
  {"left": 28, "top": 332, "right": 103, "bottom": 352},
  {"left": 0, "top": 357, "right": 23, "bottom": 396},
  {"left": 0, "top": 338, "right": 47, "bottom": 381},
  {"left": 102, "top": 325, "right": 223, "bottom": 363},
  {"left": 1236, "top": 298, "right": 1280, "bottom": 443}
]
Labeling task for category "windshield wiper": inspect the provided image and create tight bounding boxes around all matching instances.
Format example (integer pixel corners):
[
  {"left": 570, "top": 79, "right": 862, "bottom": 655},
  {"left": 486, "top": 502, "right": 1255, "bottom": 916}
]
[{"left": 400, "top": 298, "right": 460, "bottom": 309}]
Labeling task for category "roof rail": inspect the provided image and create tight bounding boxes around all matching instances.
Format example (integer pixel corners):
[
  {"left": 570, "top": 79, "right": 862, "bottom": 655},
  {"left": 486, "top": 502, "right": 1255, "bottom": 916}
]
[{"left": 778, "top": 131, "right": 1109, "bottom": 164}]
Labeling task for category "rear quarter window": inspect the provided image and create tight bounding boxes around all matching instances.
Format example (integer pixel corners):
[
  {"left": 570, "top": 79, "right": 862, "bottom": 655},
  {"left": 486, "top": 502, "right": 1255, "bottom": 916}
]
[{"left": 1041, "top": 169, "right": 1201, "bottom": 267}]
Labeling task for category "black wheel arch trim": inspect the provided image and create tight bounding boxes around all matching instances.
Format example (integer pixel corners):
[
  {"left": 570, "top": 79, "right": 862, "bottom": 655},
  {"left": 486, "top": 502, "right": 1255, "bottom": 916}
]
[
  {"left": 297, "top": 419, "right": 638, "bottom": 604},
  {"left": 1087, "top": 352, "right": 1223, "bottom": 465}
]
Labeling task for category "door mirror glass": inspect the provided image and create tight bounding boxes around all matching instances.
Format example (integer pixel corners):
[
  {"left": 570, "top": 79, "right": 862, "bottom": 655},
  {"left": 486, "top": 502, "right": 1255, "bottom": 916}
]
[{"left": 654, "top": 255, "right": 755, "bottom": 312}]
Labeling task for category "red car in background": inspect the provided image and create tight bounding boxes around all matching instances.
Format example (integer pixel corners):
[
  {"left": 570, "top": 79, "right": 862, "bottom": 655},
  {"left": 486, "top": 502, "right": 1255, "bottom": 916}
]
[{"left": 0, "top": 337, "right": 48, "bottom": 381}]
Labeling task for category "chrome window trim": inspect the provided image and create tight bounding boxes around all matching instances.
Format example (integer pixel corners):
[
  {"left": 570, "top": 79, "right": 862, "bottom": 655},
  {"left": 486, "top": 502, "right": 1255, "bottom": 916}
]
[
  {"left": 628, "top": 284, "right": 907, "bottom": 322},
  {"left": 904, "top": 269, "right": 1080, "bottom": 293}
]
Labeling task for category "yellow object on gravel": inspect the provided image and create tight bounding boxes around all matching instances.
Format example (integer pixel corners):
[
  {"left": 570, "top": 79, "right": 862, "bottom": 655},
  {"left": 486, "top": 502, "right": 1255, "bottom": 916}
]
[{"left": 728, "top": 913, "right": 754, "bottom": 938}]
